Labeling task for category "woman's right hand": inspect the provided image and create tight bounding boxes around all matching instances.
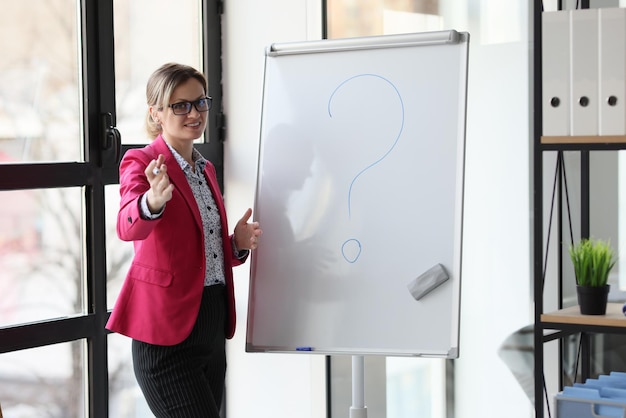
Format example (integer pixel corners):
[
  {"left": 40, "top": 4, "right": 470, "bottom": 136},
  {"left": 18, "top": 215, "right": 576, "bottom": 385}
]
[{"left": 145, "top": 154, "right": 174, "bottom": 214}]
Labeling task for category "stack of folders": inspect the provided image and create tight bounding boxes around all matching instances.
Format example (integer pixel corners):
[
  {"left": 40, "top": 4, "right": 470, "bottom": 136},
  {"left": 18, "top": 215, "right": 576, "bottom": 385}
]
[
  {"left": 542, "top": 8, "right": 626, "bottom": 136},
  {"left": 556, "top": 372, "right": 626, "bottom": 418}
]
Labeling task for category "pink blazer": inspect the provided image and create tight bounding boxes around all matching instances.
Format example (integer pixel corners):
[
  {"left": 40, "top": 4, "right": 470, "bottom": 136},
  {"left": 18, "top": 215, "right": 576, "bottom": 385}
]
[{"left": 106, "top": 135, "right": 245, "bottom": 345}]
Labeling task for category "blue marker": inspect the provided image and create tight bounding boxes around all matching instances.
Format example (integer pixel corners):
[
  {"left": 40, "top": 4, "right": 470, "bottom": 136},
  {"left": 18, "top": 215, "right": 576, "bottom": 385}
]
[
  {"left": 622, "top": 303, "right": 626, "bottom": 316},
  {"left": 296, "top": 346, "right": 313, "bottom": 351}
]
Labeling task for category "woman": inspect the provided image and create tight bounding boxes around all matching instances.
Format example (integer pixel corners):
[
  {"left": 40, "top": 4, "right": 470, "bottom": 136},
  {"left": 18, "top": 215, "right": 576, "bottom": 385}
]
[{"left": 106, "top": 62, "right": 262, "bottom": 417}]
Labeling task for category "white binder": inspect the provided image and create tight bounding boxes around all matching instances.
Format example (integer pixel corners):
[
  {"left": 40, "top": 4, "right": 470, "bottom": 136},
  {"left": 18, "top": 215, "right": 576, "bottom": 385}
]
[
  {"left": 599, "top": 8, "right": 626, "bottom": 135},
  {"left": 571, "top": 8, "right": 599, "bottom": 136},
  {"left": 542, "top": 11, "right": 571, "bottom": 136}
]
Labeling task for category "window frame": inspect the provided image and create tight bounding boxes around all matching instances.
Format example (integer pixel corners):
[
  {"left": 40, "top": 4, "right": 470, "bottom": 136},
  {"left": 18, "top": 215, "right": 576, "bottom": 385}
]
[{"left": 0, "top": 1, "right": 224, "bottom": 417}]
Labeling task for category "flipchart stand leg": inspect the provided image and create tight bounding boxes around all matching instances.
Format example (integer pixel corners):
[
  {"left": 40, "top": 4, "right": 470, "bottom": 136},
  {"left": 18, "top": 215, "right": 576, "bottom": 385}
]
[{"left": 349, "top": 355, "right": 368, "bottom": 418}]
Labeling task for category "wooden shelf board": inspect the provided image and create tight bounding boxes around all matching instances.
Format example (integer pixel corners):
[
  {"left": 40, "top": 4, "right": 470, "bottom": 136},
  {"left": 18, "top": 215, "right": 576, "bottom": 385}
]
[
  {"left": 541, "top": 135, "right": 626, "bottom": 144},
  {"left": 541, "top": 303, "right": 626, "bottom": 327}
]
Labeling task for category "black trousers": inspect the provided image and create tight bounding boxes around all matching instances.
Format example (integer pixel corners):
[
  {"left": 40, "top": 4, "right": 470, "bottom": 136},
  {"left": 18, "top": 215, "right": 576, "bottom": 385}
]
[{"left": 132, "top": 285, "right": 226, "bottom": 418}]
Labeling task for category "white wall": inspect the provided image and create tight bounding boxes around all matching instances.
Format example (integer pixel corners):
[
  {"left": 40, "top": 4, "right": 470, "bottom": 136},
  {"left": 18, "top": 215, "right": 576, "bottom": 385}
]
[
  {"left": 222, "top": 1, "right": 534, "bottom": 417},
  {"left": 454, "top": 34, "right": 533, "bottom": 418},
  {"left": 447, "top": 2, "right": 533, "bottom": 417}
]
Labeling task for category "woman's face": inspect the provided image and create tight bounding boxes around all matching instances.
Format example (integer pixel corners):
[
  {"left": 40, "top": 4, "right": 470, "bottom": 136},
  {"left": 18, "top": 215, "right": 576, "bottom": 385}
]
[{"left": 153, "top": 77, "right": 208, "bottom": 144}]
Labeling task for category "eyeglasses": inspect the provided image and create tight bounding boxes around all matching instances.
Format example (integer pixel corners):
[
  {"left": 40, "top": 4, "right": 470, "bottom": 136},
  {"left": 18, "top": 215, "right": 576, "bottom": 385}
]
[{"left": 168, "top": 96, "right": 212, "bottom": 115}]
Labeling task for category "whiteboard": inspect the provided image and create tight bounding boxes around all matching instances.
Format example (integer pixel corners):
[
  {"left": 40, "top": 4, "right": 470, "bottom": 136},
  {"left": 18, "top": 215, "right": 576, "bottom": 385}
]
[{"left": 247, "top": 30, "right": 469, "bottom": 357}]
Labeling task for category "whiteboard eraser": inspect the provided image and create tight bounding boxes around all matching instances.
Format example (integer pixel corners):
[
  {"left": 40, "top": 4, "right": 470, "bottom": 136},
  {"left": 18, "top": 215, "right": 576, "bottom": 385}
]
[{"left": 407, "top": 264, "right": 449, "bottom": 301}]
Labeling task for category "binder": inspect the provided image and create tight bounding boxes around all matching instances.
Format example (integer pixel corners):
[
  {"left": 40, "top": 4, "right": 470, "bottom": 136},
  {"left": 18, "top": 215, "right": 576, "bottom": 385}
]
[
  {"left": 570, "top": 8, "right": 599, "bottom": 136},
  {"left": 542, "top": 11, "right": 571, "bottom": 136},
  {"left": 599, "top": 8, "right": 626, "bottom": 135}
]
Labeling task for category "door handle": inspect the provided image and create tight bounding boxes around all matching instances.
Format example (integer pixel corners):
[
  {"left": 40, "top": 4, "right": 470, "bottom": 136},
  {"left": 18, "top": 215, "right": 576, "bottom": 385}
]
[{"left": 101, "top": 112, "right": 121, "bottom": 166}]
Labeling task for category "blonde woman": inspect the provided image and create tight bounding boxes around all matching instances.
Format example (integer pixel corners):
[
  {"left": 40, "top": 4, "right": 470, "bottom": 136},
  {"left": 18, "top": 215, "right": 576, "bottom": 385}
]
[{"left": 107, "top": 63, "right": 261, "bottom": 417}]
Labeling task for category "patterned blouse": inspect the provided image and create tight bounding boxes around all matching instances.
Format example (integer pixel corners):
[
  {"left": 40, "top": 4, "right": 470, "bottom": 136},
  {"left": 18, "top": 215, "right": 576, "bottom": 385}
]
[{"left": 140, "top": 144, "right": 228, "bottom": 286}]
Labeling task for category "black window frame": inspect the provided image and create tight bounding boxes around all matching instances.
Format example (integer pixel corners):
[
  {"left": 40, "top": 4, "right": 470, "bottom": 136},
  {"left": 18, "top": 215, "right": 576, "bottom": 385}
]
[{"left": 0, "top": 1, "right": 224, "bottom": 417}]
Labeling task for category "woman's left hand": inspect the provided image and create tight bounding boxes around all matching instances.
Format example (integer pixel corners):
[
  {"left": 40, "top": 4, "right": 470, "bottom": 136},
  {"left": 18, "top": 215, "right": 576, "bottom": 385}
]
[{"left": 234, "top": 208, "right": 262, "bottom": 250}]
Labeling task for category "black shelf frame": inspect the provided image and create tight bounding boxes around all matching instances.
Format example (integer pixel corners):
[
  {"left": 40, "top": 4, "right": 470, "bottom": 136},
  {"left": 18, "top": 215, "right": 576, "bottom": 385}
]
[{"left": 533, "top": 1, "right": 626, "bottom": 417}]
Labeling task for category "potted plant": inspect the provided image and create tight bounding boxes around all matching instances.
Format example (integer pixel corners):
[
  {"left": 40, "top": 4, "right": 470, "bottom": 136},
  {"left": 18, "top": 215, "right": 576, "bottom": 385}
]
[{"left": 569, "top": 238, "right": 616, "bottom": 315}]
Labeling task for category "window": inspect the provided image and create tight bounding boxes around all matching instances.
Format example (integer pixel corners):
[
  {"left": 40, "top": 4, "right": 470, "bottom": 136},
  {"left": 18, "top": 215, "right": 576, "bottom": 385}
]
[
  {"left": 327, "top": 0, "right": 442, "bottom": 38},
  {"left": 0, "top": 341, "right": 86, "bottom": 416},
  {"left": 0, "top": 1, "right": 222, "bottom": 417},
  {"left": 107, "top": 2, "right": 214, "bottom": 414},
  {"left": 113, "top": 0, "right": 205, "bottom": 145},
  {"left": 0, "top": 2, "right": 82, "bottom": 163}
]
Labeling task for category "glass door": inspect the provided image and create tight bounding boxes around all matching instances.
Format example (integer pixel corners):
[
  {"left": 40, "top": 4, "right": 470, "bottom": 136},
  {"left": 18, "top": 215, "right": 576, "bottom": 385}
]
[
  {"left": 106, "top": 1, "right": 222, "bottom": 415},
  {"left": 0, "top": 1, "right": 222, "bottom": 417}
]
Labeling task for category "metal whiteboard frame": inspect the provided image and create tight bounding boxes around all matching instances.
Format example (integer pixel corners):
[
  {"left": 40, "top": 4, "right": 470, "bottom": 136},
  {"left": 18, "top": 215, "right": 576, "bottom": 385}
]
[{"left": 247, "top": 30, "right": 469, "bottom": 358}]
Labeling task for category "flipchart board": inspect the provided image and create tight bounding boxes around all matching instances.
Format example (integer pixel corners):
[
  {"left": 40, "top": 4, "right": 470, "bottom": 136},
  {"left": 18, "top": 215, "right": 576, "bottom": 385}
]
[{"left": 246, "top": 30, "right": 469, "bottom": 357}]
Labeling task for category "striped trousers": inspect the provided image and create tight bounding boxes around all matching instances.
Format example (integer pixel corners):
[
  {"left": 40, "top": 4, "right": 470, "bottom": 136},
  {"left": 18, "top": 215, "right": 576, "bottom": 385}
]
[{"left": 132, "top": 285, "right": 227, "bottom": 418}]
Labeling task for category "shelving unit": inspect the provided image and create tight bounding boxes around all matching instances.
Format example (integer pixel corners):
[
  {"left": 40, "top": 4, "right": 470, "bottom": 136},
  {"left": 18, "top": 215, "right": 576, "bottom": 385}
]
[{"left": 533, "top": 1, "right": 626, "bottom": 417}]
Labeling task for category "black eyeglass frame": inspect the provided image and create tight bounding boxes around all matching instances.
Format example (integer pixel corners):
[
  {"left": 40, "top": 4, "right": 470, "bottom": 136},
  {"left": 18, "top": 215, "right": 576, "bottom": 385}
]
[{"left": 166, "top": 96, "right": 213, "bottom": 115}]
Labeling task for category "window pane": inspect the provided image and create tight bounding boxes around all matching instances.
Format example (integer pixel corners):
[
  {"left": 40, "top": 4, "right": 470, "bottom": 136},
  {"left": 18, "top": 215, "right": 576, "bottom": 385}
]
[
  {"left": 113, "top": 0, "right": 204, "bottom": 144},
  {"left": 108, "top": 333, "right": 152, "bottom": 417},
  {"left": 386, "top": 357, "right": 446, "bottom": 418},
  {"left": 0, "top": 188, "right": 85, "bottom": 326},
  {"left": 106, "top": 184, "right": 133, "bottom": 310},
  {"left": 0, "top": 341, "right": 86, "bottom": 417},
  {"left": 0, "top": 1, "right": 82, "bottom": 162},
  {"left": 330, "top": 356, "right": 388, "bottom": 417},
  {"left": 327, "top": 0, "right": 442, "bottom": 38}
]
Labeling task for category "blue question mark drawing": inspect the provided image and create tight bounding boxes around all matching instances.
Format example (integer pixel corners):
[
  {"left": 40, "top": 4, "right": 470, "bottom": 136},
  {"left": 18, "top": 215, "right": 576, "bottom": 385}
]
[{"left": 327, "top": 74, "right": 405, "bottom": 263}]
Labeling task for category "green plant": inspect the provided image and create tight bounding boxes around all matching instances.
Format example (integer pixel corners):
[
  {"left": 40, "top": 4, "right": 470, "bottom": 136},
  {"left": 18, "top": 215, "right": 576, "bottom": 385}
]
[{"left": 569, "top": 238, "right": 617, "bottom": 287}]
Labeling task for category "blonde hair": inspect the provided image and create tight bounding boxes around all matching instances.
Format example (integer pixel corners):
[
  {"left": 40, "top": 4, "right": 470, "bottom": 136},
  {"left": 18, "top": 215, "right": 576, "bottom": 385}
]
[{"left": 145, "top": 63, "right": 208, "bottom": 139}]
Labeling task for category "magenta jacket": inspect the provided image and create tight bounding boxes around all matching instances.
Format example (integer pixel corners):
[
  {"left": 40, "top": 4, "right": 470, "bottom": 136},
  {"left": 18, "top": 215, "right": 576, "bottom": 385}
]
[{"left": 106, "top": 135, "right": 244, "bottom": 345}]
